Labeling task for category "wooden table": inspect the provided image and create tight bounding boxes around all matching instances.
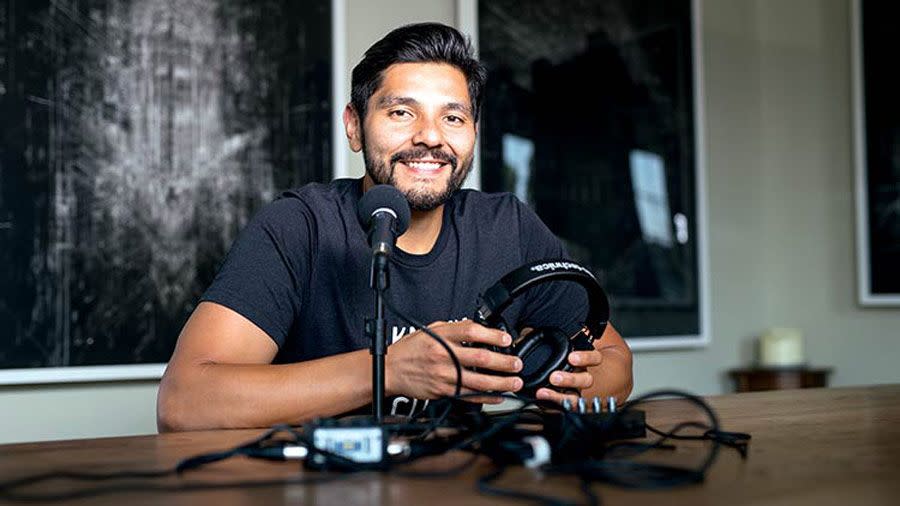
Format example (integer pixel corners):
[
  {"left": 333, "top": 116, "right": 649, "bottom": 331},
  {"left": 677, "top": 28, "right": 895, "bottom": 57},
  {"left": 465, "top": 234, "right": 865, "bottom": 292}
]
[
  {"left": 1, "top": 385, "right": 898, "bottom": 505},
  {"left": 729, "top": 367, "right": 833, "bottom": 392}
]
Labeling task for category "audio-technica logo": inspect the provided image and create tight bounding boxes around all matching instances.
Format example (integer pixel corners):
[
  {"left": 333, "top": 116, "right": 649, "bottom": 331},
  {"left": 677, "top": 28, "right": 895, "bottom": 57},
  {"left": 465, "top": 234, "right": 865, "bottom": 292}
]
[{"left": 530, "top": 261, "right": 592, "bottom": 276}]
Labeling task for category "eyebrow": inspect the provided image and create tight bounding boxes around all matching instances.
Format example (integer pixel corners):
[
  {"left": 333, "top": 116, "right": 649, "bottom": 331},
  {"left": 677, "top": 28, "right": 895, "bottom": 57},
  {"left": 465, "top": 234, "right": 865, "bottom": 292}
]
[{"left": 375, "top": 95, "right": 473, "bottom": 117}]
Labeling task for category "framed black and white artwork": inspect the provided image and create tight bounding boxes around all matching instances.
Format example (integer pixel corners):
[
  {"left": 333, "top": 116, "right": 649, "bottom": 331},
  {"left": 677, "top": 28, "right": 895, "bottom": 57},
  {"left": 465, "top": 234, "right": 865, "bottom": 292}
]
[
  {"left": 0, "top": 0, "right": 334, "bottom": 384},
  {"left": 853, "top": 0, "right": 900, "bottom": 306},
  {"left": 458, "top": 0, "right": 709, "bottom": 349}
]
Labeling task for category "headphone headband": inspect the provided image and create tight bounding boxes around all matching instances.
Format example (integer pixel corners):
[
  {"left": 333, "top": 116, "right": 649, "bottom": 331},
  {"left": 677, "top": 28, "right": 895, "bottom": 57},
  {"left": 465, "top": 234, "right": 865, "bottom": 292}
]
[{"left": 475, "top": 259, "right": 609, "bottom": 342}]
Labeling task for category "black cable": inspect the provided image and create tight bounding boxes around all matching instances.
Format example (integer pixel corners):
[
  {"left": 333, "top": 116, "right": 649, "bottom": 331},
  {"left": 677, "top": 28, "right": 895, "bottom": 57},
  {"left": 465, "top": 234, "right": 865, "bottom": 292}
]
[
  {"left": 621, "top": 390, "right": 723, "bottom": 475},
  {"left": 380, "top": 283, "right": 607, "bottom": 445},
  {"left": 603, "top": 421, "right": 711, "bottom": 458},
  {"left": 0, "top": 425, "right": 283, "bottom": 494},
  {"left": 0, "top": 390, "right": 748, "bottom": 504},
  {"left": 444, "top": 397, "right": 605, "bottom": 506},
  {"left": 563, "top": 459, "right": 705, "bottom": 490},
  {"left": 0, "top": 425, "right": 366, "bottom": 503},
  {"left": 0, "top": 472, "right": 357, "bottom": 503},
  {"left": 399, "top": 388, "right": 745, "bottom": 495},
  {"left": 645, "top": 422, "right": 751, "bottom": 458},
  {"left": 393, "top": 453, "right": 480, "bottom": 479},
  {"left": 380, "top": 295, "right": 464, "bottom": 438},
  {"left": 0, "top": 469, "right": 175, "bottom": 493},
  {"left": 554, "top": 390, "right": 729, "bottom": 490},
  {"left": 579, "top": 476, "right": 601, "bottom": 506},
  {"left": 476, "top": 465, "right": 579, "bottom": 506},
  {"left": 176, "top": 424, "right": 302, "bottom": 473},
  {"left": 0, "top": 360, "right": 748, "bottom": 505},
  {"left": 603, "top": 441, "right": 677, "bottom": 458},
  {"left": 450, "top": 411, "right": 523, "bottom": 453}
]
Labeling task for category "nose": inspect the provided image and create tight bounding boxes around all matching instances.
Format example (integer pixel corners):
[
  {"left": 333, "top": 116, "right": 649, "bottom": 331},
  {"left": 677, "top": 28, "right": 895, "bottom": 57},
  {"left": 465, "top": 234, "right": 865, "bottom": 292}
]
[{"left": 411, "top": 116, "right": 444, "bottom": 148}]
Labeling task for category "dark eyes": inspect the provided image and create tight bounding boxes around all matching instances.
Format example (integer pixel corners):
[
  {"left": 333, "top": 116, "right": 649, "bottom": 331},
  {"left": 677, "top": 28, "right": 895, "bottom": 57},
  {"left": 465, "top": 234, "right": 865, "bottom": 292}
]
[{"left": 387, "top": 110, "right": 467, "bottom": 125}]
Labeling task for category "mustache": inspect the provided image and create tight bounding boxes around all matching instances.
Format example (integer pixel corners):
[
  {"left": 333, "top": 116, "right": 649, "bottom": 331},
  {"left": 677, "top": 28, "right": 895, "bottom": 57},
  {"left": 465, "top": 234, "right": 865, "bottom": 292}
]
[{"left": 390, "top": 148, "right": 457, "bottom": 170}]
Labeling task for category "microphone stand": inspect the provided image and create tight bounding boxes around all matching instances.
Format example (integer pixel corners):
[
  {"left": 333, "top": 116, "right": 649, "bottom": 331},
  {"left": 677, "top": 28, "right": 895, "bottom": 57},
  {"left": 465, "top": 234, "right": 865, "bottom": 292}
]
[{"left": 368, "top": 253, "right": 390, "bottom": 422}]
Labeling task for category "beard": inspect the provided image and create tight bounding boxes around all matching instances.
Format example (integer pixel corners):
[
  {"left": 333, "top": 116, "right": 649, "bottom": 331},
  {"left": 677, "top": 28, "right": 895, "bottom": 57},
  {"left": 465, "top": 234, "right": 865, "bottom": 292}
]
[{"left": 363, "top": 141, "right": 473, "bottom": 212}]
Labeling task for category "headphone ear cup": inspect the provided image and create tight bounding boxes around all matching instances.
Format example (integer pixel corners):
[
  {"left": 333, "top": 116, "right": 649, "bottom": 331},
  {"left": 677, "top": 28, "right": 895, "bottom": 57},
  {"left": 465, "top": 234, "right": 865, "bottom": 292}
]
[
  {"left": 492, "top": 318, "right": 518, "bottom": 354},
  {"left": 512, "top": 327, "right": 571, "bottom": 396}
]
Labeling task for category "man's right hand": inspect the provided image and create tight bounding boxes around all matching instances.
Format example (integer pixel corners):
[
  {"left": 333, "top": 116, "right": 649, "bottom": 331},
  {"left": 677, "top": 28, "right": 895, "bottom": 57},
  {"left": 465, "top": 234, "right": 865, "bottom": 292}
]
[{"left": 384, "top": 320, "right": 523, "bottom": 403}]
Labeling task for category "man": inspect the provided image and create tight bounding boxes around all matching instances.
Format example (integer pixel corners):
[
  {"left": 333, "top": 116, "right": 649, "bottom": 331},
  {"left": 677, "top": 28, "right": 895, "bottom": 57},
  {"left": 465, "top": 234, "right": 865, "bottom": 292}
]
[{"left": 157, "top": 23, "right": 632, "bottom": 432}]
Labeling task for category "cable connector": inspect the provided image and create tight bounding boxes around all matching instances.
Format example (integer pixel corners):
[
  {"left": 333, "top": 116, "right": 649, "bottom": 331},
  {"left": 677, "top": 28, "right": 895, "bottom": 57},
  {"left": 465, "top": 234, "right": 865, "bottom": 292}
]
[
  {"left": 242, "top": 444, "right": 308, "bottom": 461},
  {"left": 522, "top": 436, "right": 551, "bottom": 468}
]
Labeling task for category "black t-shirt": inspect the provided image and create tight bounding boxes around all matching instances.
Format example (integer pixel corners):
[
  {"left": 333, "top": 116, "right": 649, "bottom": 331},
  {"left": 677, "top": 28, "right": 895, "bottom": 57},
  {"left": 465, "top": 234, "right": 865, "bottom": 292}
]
[{"left": 201, "top": 178, "right": 586, "bottom": 416}]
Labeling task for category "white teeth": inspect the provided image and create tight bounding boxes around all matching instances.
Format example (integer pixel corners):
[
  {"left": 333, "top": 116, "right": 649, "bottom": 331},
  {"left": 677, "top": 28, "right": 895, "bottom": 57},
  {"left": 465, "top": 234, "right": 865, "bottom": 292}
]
[{"left": 406, "top": 161, "right": 442, "bottom": 171}]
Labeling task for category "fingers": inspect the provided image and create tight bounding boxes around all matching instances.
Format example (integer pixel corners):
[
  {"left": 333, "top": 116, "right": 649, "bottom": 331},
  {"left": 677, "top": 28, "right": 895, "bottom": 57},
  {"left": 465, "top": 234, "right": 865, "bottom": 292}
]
[
  {"left": 414, "top": 329, "right": 519, "bottom": 375},
  {"left": 425, "top": 365, "right": 521, "bottom": 398},
  {"left": 535, "top": 387, "right": 580, "bottom": 407},
  {"left": 454, "top": 346, "right": 522, "bottom": 373},
  {"left": 567, "top": 350, "right": 603, "bottom": 368},
  {"left": 430, "top": 320, "right": 511, "bottom": 348},
  {"left": 411, "top": 321, "right": 605, "bottom": 403},
  {"left": 462, "top": 370, "right": 523, "bottom": 394},
  {"left": 548, "top": 370, "right": 594, "bottom": 390}
]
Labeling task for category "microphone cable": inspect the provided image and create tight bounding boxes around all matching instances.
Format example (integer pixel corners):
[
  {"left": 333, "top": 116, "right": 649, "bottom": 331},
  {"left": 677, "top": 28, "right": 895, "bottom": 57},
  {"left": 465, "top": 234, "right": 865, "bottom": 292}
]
[
  {"left": 380, "top": 290, "right": 465, "bottom": 439},
  {"left": 0, "top": 391, "right": 749, "bottom": 504},
  {"left": 0, "top": 425, "right": 356, "bottom": 503},
  {"left": 0, "top": 298, "right": 751, "bottom": 505},
  {"left": 345, "top": 292, "right": 752, "bottom": 499}
]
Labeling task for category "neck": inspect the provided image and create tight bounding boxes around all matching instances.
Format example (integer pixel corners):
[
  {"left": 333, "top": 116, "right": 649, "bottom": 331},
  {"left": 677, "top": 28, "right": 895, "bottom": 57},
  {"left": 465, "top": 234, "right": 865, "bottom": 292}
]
[
  {"left": 399, "top": 206, "right": 443, "bottom": 254},
  {"left": 362, "top": 175, "right": 444, "bottom": 255}
]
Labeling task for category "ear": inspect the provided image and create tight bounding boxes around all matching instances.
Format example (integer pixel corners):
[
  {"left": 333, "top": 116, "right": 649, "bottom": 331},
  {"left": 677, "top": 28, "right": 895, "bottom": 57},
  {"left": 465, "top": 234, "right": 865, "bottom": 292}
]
[{"left": 343, "top": 104, "right": 363, "bottom": 153}]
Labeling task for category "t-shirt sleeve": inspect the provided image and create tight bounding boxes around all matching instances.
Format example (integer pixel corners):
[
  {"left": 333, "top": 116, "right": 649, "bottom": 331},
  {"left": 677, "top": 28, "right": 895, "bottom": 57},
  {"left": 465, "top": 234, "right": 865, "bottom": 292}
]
[
  {"left": 515, "top": 200, "right": 590, "bottom": 337},
  {"left": 200, "top": 197, "right": 312, "bottom": 348}
]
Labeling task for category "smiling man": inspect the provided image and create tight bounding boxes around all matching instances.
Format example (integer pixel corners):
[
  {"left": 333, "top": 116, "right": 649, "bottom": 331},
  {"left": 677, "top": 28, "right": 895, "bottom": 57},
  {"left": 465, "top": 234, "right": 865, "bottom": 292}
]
[{"left": 157, "top": 23, "right": 633, "bottom": 431}]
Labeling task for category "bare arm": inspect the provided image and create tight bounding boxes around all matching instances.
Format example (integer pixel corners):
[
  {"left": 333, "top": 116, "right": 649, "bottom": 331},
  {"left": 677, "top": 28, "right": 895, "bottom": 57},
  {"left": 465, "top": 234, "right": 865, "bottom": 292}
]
[
  {"left": 157, "top": 302, "right": 375, "bottom": 432},
  {"left": 157, "top": 303, "right": 522, "bottom": 432},
  {"left": 582, "top": 323, "right": 633, "bottom": 402},
  {"left": 535, "top": 323, "right": 633, "bottom": 406}
]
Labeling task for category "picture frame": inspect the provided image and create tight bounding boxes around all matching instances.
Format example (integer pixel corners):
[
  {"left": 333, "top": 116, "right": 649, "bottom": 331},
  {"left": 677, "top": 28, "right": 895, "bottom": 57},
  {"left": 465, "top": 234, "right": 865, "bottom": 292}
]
[
  {"left": 852, "top": 0, "right": 900, "bottom": 306},
  {"left": 457, "top": 0, "right": 710, "bottom": 349},
  {"left": 0, "top": 0, "right": 336, "bottom": 384}
]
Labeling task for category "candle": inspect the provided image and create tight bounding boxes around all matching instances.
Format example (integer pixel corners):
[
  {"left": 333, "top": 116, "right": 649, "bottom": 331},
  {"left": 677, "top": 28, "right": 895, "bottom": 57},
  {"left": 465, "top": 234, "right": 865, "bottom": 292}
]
[{"left": 759, "top": 328, "right": 805, "bottom": 368}]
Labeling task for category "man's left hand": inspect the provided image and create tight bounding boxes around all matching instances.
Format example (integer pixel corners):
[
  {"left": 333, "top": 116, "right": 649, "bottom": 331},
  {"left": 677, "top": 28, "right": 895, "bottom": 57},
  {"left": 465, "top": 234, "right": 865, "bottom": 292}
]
[{"left": 534, "top": 348, "right": 603, "bottom": 405}]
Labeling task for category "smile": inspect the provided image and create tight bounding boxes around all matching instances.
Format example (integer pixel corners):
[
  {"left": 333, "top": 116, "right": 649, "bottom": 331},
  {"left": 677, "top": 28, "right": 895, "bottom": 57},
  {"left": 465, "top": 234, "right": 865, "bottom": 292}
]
[{"left": 399, "top": 160, "right": 448, "bottom": 173}]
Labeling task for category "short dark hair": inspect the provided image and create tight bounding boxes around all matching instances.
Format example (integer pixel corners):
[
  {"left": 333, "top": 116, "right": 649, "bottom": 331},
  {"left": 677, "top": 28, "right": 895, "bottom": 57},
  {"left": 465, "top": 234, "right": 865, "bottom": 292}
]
[{"left": 351, "top": 22, "right": 487, "bottom": 122}]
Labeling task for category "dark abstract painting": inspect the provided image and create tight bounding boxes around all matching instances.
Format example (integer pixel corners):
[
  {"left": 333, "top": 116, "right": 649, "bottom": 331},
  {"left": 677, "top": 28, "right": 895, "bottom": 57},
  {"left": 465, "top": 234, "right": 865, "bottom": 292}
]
[
  {"left": 0, "top": 0, "right": 331, "bottom": 372},
  {"left": 478, "top": 0, "right": 701, "bottom": 341},
  {"left": 859, "top": 0, "right": 900, "bottom": 302}
]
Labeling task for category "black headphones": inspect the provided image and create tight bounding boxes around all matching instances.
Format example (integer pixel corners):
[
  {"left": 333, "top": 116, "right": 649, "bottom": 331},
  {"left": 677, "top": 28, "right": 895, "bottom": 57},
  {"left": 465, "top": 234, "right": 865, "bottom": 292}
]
[{"left": 472, "top": 259, "right": 610, "bottom": 398}]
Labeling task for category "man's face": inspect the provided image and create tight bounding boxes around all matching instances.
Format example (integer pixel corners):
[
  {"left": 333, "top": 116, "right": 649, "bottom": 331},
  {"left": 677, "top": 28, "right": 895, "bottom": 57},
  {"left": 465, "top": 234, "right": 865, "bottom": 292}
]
[{"left": 348, "top": 62, "right": 477, "bottom": 211}]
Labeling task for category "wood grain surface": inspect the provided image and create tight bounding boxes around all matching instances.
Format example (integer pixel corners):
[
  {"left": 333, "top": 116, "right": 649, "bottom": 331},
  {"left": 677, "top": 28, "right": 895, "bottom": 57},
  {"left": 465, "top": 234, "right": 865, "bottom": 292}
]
[{"left": 1, "top": 385, "right": 898, "bottom": 505}]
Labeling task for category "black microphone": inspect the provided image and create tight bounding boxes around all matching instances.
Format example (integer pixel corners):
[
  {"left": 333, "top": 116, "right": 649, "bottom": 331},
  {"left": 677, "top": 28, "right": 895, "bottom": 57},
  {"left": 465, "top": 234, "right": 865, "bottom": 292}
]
[
  {"left": 357, "top": 185, "right": 411, "bottom": 422},
  {"left": 357, "top": 184, "right": 411, "bottom": 258}
]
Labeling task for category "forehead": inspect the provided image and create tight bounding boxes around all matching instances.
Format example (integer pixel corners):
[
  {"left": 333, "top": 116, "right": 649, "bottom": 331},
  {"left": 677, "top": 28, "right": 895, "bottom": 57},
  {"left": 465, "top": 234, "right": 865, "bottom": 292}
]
[{"left": 372, "top": 62, "right": 471, "bottom": 106}]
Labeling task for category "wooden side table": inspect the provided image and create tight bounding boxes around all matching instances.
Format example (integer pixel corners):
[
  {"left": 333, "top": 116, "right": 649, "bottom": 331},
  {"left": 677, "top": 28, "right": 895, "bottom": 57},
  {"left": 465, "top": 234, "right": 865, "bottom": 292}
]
[{"left": 728, "top": 367, "right": 832, "bottom": 393}]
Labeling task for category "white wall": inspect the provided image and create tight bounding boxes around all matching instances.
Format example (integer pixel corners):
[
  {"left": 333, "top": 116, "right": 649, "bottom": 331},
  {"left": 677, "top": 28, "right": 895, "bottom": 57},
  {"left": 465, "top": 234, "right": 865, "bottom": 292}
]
[
  {"left": 633, "top": 0, "right": 900, "bottom": 396},
  {"left": 341, "top": 0, "right": 456, "bottom": 179},
  {"left": 0, "top": 382, "right": 160, "bottom": 443},
  {"left": 0, "top": 0, "right": 457, "bottom": 446},
  {"left": 1, "top": 0, "right": 897, "bottom": 444}
]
